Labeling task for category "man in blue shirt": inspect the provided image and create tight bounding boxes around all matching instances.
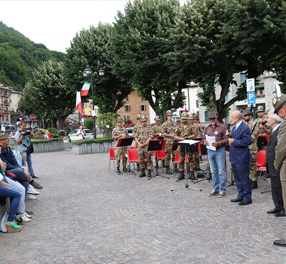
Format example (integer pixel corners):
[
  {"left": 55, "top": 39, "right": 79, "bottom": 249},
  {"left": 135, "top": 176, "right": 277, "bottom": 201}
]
[{"left": 15, "top": 121, "right": 38, "bottom": 179}]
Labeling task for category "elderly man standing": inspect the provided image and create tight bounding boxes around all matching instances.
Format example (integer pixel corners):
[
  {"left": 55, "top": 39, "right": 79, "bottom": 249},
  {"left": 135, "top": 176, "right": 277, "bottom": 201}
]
[
  {"left": 203, "top": 111, "right": 228, "bottom": 198},
  {"left": 228, "top": 110, "right": 252, "bottom": 205},
  {"left": 273, "top": 94, "right": 286, "bottom": 247},
  {"left": 266, "top": 110, "right": 284, "bottom": 217}
]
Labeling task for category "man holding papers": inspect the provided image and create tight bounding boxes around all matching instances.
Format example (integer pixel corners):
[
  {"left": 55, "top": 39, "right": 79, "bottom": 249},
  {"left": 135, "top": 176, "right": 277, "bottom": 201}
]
[{"left": 203, "top": 111, "right": 228, "bottom": 198}]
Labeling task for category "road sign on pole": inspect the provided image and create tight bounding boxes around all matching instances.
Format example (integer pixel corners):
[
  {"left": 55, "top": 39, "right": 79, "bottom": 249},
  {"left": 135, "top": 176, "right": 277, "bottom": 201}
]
[
  {"left": 30, "top": 114, "right": 36, "bottom": 121},
  {"left": 246, "top": 78, "right": 255, "bottom": 92},
  {"left": 247, "top": 92, "right": 256, "bottom": 106}
]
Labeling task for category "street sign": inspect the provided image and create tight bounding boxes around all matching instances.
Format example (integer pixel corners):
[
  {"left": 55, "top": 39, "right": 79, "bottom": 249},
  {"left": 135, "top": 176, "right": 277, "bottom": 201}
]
[
  {"left": 246, "top": 78, "right": 255, "bottom": 92},
  {"left": 30, "top": 114, "right": 36, "bottom": 120},
  {"left": 247, "top": 92, "right": 256, "bottom": 105}
]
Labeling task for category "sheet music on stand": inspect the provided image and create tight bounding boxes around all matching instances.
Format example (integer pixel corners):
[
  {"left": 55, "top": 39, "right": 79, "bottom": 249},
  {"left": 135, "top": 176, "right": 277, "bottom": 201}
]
[{"left": 179, "top": 139, "right": 200, "bottom": 145}]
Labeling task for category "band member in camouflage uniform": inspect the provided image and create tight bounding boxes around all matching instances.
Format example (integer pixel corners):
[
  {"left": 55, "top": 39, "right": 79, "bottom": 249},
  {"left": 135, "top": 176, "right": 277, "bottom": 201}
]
[
  {"left": 174, "top": 112, "right": 196, "bottom": 181},
  {"left": 134, "top": 114, "right": 153, "bottom": 178},
  {"left": 161, "top": 110, "right": 177, "bottom": 174},
  {"left": 112, "top": 116, "right": 128, "bottom": 173},
  {"left": 151, "top": 115, "right": 162, "bottom": 168},
  {"left": 187, "top": 115, "right": 202, "bottom": 175},
  {"left": 243, "top": 108, "right": 260, "bottom": 189},
  {"left": 132, "top": 114, "right": 141, "bottom": 171},
  {"left": 254, "top": 105, "right": 271, "bottom": 150}
]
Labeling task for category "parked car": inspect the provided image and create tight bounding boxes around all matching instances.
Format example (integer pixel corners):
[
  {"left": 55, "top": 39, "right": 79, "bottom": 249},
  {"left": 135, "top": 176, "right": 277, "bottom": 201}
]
[
  {"left": 2, "top": 125, "right": 16, "bottom": 134},
  {"left": 68, "top": 129, "right": 94, "bottom": 142}
]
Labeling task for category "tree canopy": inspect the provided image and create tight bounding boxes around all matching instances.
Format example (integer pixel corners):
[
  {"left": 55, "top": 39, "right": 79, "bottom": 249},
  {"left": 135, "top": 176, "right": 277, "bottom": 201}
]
[
  {"left": 18, "top": 60, "right": 76, "bottom": 129},
  {"left": 111, "top": 0, "right": 185, "bottom": 118},
  {"left": 64, "top": 23, "right": 132, "bottom": 114}
]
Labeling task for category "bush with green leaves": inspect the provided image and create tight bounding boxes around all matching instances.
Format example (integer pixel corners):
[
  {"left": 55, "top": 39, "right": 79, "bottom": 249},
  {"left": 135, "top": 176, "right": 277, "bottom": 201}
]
[
  {"left": 84, "top": 118, "right": 93, "bottom": 131},
  {"left": 47, "top": 127, "right": 58, "bottom": 137},
  {"left": 97, "top": 112, "right": 117, "bottom": 137}
]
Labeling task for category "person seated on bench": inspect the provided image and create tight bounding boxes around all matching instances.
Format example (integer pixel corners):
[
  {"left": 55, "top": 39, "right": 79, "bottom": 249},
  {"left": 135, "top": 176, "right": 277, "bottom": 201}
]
[{"left": 0, "top": 173, "right": 22, "bottom": 232}]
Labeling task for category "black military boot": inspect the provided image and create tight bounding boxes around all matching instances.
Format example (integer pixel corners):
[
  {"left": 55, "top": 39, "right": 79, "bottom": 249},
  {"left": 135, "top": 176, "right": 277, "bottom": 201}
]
[
  {"left": 139, "top": 169, "right": 146, "bottom": 178},
  {"left": 117, "top": 167, "right": 120, "bottom": 173},
  {"left": 137, "top": 163, "right": 140, "bottom": 172},
  {"left": 188, "top": 171, "right": 196, "bottom": 180},
  {"left": 162, "top": 160, "right": 165, "bottom": 167},
  {"left": 123, "top": 167, "right": 127, "bottom": 172},
  {"left": 166, "top": 166, "right": 172, "bottom": 174},
  {"left": 147, "top": 169, "right": 152, "bottom": 178},
  {"left": 251, "top": 180, "right": 258, "bottom": 189},
  {"left": 177, "top": 171, "right": 184, "bottom": 181},
  {"left": 174, "top": 164, "right": 180, "bottom": 173}
]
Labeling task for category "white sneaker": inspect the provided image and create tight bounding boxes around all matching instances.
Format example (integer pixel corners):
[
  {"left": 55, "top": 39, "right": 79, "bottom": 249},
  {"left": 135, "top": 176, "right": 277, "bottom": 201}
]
[
  {"left": 28, "top": 185, "right": 40, "bottom": 195},
  {"left": 16, "top": 214, "right": 31, "bottom": 223},
  {"left": 27, "top": 194, "right": 37, "bottom": 200},
  {"left": 24, "top": 212, "right": 32, "bottom": 218}
]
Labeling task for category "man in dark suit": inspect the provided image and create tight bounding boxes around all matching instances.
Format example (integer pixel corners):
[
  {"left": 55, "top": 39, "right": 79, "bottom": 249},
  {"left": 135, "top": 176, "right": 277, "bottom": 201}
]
[
  {"left": 272, "top": 93, "right": 286, "bottom": 247},
  {"left": 266, "top": 111, "right": 284, "bottom": 216},
  {"left": 228, "top": 110, "right": 252, "bottom": 205}
]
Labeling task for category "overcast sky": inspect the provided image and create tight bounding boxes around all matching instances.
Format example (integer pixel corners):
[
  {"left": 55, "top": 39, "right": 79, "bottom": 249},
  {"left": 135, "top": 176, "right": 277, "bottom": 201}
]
[
  {"left": 0, "top": 0, "right": 131, "bottom": 53},
  {"left": 1, "top": 0, "right": 185, "bottom": 53}
]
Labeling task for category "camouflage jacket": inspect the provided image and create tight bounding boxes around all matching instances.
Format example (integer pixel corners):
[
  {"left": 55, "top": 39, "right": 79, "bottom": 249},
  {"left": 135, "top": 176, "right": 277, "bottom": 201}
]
[
  {"left": 175, "top": 123, "right": 195, "bottom": 138},
  {"left": 132, "top": 124, "right": 141, "bottom": 138},
  {"left": 253, "top": 117, "right": 270, "bottom": 136},
  {"left": 244, "top": 119, "right": 259, "bottom": 151},
  {"left": 112, "top": 126, "right": 128, "bottom": 147},
  {"left": 151, "top": 124, "right": 162, "bottom": 138},
  {"left": 192, "top": 123, "right": 202, "bottom": 137},
  {"left": 161, "top": 121, "right": 176, "bottom": 142},
  {"left": 135, "top": 125, "right": 153, "bottom": 144}
]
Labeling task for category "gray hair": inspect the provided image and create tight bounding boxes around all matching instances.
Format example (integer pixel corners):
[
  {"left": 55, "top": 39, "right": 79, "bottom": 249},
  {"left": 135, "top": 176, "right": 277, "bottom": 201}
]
[
  {"left": 272, "top": 113, "right": 282, "bottom": 123},
  {"left": 268, "top": 109, "right": 282, "bottom": 123}
]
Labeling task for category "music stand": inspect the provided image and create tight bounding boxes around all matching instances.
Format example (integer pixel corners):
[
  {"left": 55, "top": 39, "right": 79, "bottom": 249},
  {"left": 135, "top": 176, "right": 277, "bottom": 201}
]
[
  {"left": 117, "top": 137, "right": 133, "bottom": 174},
  {"left": 147, "top": 139, "right": 169, "bottom": 180},
  {"left": 257, "top": 135, "right": 269, "bottom": 148},
  {"left": 171, "top": 140, "right": 202, "bottom": 192},
  {"left": 194, "top": 143, "right": 212, "bottom": 183}
]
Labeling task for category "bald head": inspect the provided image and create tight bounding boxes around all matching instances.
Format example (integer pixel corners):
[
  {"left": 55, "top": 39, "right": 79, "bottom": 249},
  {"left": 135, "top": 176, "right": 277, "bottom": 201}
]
[{"left": 230, "top": 110, "right": 242, "bottom": 125}]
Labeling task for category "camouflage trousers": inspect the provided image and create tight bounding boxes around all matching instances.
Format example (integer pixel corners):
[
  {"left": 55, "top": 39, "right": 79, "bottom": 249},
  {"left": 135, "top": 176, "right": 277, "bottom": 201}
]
[
  {"left": 177, "top": 146, "right": 187, "bottom": 172},
  {"left": 115, "top": 146, "right": 127, "bottom": 168},
  {"left": 187, "top": 152, "right": 200, "bottom": 172},
  {"left": 249, "top": 152, "right": 258, "bottom": 181},
  {"left": 137, "top": 146, "right": 152, "bottom": 169},
  {"left": 164, "top": 141, "right": 175, "bottom": 167}
]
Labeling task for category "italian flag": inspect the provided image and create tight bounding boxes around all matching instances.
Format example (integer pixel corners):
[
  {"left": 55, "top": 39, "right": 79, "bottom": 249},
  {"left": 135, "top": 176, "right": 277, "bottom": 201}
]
[
  {"left": 81, "top": 82, "right": 91, "bottom": 96},
  {"left": 76, "top": 91, "right": 83, "bottom": 114}
]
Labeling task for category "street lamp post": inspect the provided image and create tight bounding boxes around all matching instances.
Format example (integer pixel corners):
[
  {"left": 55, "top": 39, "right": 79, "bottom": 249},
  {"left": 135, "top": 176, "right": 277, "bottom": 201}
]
[{"left": 83, "top": 66, "right": 104, "bottom": 139}]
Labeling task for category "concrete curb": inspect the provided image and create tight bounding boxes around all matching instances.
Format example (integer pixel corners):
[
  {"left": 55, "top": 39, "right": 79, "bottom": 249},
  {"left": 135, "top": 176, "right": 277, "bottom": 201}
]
[{"left": 72, "top": 142, "right": 114, "bottom": 154}]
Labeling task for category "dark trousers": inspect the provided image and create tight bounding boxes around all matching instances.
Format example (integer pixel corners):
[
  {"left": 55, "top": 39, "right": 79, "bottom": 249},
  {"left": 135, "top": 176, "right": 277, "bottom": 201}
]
[
  {"left": 231, "top": 163, "right": 252, "bottom": 202},
  {"left": 271, "top": 176, "right": 284, "bottom": 211}
]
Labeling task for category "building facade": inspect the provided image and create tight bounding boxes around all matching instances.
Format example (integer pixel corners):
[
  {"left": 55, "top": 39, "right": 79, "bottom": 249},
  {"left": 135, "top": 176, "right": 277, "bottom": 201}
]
[{"left": 117, "top": 91, "right": 152, "bottom": 125}]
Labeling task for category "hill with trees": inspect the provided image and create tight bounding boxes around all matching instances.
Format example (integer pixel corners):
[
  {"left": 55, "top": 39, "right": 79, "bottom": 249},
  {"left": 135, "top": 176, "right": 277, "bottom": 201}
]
[{"left": 0, "top": 21, "right": 64, "bottom": 90}]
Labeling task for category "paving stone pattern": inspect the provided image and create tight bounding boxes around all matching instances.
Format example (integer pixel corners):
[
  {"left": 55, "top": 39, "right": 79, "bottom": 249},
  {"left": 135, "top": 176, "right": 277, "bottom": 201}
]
[{"left": 0, "top": 149, "right": 286, "bottom": 264}]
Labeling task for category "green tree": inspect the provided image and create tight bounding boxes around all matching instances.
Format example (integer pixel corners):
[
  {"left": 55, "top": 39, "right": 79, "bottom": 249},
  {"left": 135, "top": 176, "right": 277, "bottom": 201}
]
[
  {"left": 64, "top": 23, "right": 132, "bottom": 114},
  {"left": 84, "top": 118, "right": 93, "bottom": 131},
  {"left": 18, "top": 60, "right": 76, "bottom": 129},
  {"left": 97, "top": 112, "right": 117, "bottom": 138},
  {"left": 229, "top": 0, "right": 286, "bottom": 92},
  {"left": 0, "top": 21, "right": 64, "bottom": 90},
  {"left": 111, "top": 0, "right": 185, "bottom": 119}
]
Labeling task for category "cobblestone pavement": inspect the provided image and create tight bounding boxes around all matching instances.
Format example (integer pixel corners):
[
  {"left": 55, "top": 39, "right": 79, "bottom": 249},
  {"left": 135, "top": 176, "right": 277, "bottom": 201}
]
[{"left": 1, "top": 149, "right": 286, "bottom": 264}]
